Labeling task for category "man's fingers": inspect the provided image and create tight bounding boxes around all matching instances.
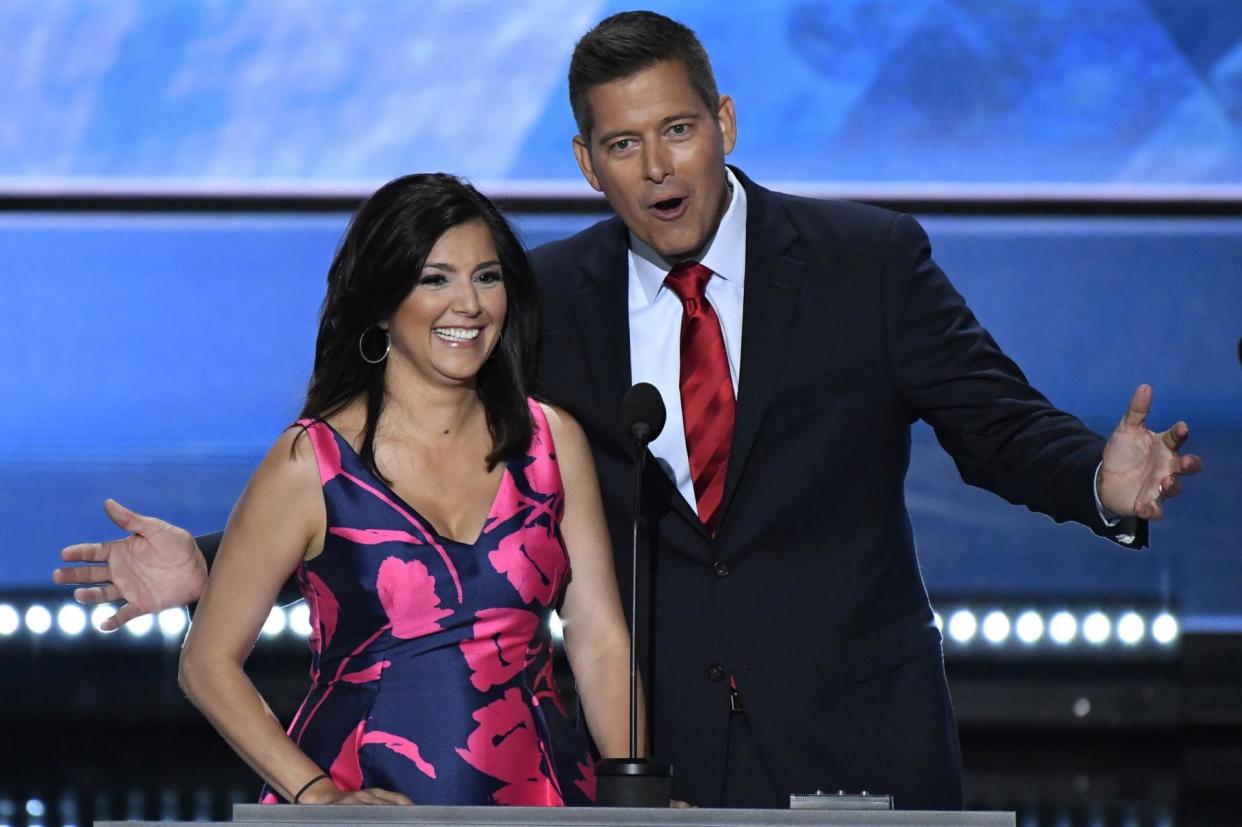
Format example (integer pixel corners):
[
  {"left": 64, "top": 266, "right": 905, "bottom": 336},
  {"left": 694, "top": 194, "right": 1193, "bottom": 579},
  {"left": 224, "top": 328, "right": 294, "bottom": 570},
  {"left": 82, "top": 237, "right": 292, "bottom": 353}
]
[
  {"left": 1135, "top": 499, "right": 1163, "bottom": 521},
  {"left": 104, "top": 603, "right": 146, "bottom": 631},
  {"left": 103, "top": 498, "right": 159, "bottom": 535},
  {"left": 53, "top": 564, "right": 111, "bottom": 585},
  {"left": 1121, "top": 384, "right": 1151, "bottom": 429},
  {"left": 1161, "top": 422, "right": 1189, "bottom": 451},
  {"left": 1161, "top": 478, "right": 1182, "bottom": 499},
  {"left": 59, "top": 542, "right": 109, "bottom": 564},
  {"left": 1179, "top": 454, "right": 1203, "bottom": 475},
  {"left": 74, "top": 584, "right": 121, "bottom": 605}
]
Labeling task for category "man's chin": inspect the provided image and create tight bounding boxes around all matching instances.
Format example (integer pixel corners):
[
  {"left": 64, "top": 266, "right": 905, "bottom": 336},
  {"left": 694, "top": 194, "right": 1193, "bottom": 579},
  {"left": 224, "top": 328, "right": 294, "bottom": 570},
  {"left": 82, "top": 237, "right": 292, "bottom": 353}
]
[{"left": 649, "top": 234, "right": 706, "bottom": 263}]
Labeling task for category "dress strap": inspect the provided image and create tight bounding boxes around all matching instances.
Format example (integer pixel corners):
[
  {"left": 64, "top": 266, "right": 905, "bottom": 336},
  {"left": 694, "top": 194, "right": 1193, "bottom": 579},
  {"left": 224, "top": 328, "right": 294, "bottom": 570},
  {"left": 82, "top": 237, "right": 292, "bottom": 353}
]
[
  {"left": 523, "top": 399, "right": 564, "bottom": 503},
  {"left": 295, "top": 418, "right": 344, "bottom": 486}
]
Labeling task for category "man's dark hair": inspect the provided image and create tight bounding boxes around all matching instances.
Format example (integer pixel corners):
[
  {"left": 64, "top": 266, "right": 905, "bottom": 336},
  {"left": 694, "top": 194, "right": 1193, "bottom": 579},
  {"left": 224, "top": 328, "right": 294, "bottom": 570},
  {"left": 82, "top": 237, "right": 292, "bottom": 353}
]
[
  {"left": 298, "top": 173, "right": 539, "bottom": 476},
  {"left": 568, "top": 11, "right": 719, "bottom": 139}
]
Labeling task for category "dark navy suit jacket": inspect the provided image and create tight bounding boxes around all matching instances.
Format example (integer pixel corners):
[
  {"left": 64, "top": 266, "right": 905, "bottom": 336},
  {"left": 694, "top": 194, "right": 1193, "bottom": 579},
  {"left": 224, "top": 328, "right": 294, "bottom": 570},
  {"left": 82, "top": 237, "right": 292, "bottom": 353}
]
[{"left": 529, "top": 167, "right": 1145, "bottom": 809}]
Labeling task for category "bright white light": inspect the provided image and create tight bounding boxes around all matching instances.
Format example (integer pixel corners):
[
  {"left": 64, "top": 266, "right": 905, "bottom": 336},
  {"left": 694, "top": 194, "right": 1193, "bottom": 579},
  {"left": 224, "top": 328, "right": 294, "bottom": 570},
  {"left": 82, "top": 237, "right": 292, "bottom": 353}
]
[
  {"left": 25, "top": 605, "right": 52, "bottom": 635},
  {"left": 0, "top": 605, "right": 18, "bottom": 636},
  {"left": 125, "top": 613, "right": 154, "bottom": 637},
  {"left": 158, "top": 608, "right": 187, "bottom": 637},
  {"left": 25, "top": 800, "right": 44, "bottom": 818},
  {"left": 288, "top": 603, "right": 312, "bottom": 636},
  {"left": 1083, "top": 611, "right": 1111, "bottom": 645},
  {"left": 932, "top": 611, "right": 943, "bottom": 631},
  {"left": 1049, "top": 611, "right": 1077, "bottom": 645},
  {"left": 1015, "top": 611, "right": 1044, "bottom": 644},
  {"left": 947, "top": 610, "right": 977, "bottom": 643},
  {"left": 1117, "top": 612, "right": 1145, "bottom": 645},
  {"left": 982, "top": 611, "right": 1011, "bottom": 644},
  {"left": 261, "top": 607, "right": 286, "bottom": 637},
  {"left": 549, "top": 610, "right": 564, "bottom": 642},
  {"left": 57, "top": 604, "right": 87, "bottom": 636},
  {"left": 1152, "top": 613, "right": 1179, "bottom": 645},
  {"left": 90, "top": 605, "right": 114, "bottom": 632}
]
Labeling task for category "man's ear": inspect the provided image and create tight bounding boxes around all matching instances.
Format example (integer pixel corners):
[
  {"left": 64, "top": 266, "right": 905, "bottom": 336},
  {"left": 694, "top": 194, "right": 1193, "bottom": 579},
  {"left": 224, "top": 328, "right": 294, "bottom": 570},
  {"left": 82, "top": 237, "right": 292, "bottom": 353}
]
[
  {"left": 572, "top": 135, "right": 603, "bottom": 192},
  {"left": 717, "top": 94, "right": 737, "bottom": 156}
]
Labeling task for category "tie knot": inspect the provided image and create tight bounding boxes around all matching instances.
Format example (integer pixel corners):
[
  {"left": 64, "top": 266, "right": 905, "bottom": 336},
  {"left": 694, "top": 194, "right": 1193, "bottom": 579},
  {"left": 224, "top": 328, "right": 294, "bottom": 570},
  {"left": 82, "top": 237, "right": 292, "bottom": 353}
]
[{"left": 664, "top": 261, "right": 713, "bottom": 303}]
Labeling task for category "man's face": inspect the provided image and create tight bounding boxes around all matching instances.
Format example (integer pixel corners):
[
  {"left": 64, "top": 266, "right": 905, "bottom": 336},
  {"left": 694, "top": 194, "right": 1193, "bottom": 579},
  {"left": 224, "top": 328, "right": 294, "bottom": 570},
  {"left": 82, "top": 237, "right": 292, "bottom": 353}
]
[{"left": 573, "top": 59, "right": 736, "bottom": 261}]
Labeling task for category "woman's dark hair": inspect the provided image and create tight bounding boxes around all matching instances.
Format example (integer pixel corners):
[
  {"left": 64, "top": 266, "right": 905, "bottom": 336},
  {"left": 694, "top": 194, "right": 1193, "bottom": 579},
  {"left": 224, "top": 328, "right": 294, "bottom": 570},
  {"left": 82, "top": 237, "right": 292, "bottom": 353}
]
[
  {"left": 568, "top": 11, "right": 719, "bottom": 139},
  {"left": 299, "top": 172, "right": 539, "bottom": 476}
]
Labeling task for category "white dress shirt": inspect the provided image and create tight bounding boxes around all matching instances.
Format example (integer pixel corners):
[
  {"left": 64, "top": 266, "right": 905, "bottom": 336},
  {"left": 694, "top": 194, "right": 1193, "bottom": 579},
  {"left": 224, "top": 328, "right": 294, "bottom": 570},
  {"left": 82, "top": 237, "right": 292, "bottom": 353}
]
[{"left": 628, "top": 168, "right": 747, "bottom": 515}]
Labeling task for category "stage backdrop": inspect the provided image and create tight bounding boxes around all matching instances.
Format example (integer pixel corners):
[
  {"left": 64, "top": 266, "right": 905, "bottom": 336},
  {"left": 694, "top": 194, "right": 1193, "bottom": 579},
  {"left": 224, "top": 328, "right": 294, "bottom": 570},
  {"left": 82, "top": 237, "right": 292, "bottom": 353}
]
[{"left": 1, "top": 0, "right": 1239, "bottom": 191}]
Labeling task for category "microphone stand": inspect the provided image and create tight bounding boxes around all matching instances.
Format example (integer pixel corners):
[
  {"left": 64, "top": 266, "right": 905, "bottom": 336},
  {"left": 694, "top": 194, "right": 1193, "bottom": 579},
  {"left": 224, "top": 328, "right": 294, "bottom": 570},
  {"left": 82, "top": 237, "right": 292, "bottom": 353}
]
[{"left": 594, "top": 419, "right": 673, "bottom": 807}]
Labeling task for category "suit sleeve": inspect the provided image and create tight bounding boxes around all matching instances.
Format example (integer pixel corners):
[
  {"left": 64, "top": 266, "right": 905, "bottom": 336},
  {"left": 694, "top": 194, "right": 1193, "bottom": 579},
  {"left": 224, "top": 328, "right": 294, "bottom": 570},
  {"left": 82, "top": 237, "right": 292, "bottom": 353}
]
[{"left": 879, "top": 213, "right": 1146, "bottom": 548}]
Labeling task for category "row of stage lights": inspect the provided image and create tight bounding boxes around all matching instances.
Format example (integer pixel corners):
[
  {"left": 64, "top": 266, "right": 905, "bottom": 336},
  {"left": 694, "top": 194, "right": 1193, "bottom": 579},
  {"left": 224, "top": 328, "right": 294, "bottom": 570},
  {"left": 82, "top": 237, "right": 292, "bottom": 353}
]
[
  {"left": 0, "top": 602, "right": 310, "bottom": 642},
  {"left": 933, "top": 607, "right": 1179, "bottom": 654},
  {"left": 0, "top": 787, "right": 249, "bottom": 827},
  {"left": 0, "top": 599, "right": 1179, "bottom": 655}
]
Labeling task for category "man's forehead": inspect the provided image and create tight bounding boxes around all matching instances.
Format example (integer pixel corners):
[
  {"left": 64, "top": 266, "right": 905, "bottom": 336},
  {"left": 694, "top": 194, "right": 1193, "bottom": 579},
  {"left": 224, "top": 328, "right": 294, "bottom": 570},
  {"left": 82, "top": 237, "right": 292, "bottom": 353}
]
[{"left": 586, "top": 60, "right": 707, "bottom": 130}]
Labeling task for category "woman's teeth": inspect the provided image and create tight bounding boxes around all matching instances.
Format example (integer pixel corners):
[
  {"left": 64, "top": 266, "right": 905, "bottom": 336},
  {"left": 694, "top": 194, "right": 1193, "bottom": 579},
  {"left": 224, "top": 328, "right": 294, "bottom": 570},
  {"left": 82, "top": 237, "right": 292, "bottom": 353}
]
[{"left": 434, "top": 327, "right": 480, "bottom": 342}]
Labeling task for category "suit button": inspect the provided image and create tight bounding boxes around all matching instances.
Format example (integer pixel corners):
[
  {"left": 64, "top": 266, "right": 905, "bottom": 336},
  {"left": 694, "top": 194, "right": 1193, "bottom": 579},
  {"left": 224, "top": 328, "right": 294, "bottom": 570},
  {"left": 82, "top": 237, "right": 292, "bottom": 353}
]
[
  {"left": 707, "top": 665, "right": 726, "bottom": 682},
  {"left": 713, "top": 561, "right": 731, "bottom": 578}
]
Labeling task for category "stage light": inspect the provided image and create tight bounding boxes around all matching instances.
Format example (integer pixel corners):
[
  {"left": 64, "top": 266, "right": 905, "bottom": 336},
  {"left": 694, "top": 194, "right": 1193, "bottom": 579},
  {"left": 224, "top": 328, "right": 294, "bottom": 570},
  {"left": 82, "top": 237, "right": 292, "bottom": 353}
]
[
  {"left": 549, "top": 610, "right": 564, "bottom": 643},
  {"left": 124, "top": 613, "right": 154, "bottom": 637},
  {"left": 1015, "top": 610, "right": 1044, "bottom": 644},
  {"left": 982, "top": 610, "right": 1010, "bottom": 643},
  {"left": 0, "top": 604, "right": 18, "bottom": 636},
  {"left": 25, "top": 605, "right": 53, "bottom": 635},
  {"left": 192, "top": 789, "right": 213, "bottom": 822},
  {"left": 159, "top": 790, "right": 178, "bottom": 820},
  {"left": 261, "top": 607, "right": 286, "bottom": 637},
  {"left": 1082, "top": 611, "right": 1111, "bottom": 645},
  {"left": 1049, "top": 611, "right": 1077, "bottom": 645},
  {"left": 1152, "top": 613, "right": 1178, "bottom": 645},
  {"left": 57, "top": 604, "right": 87, "bottom": 636},
  {"left": 947, "top": 610, "right": 977, "bottom": 643},
  {"left": 1116, "top": 612, "right": 1145, "bottom": 645},
  {"left": 25, "top": 800, "right": 45, "bottom": 818},
  {"left": 90, "top": 605, "right": 113, "bottom": 632},
  {"left": 288, "top": 603, "right": 312, "bottom": 636},
  {"left": 57, "top": 793, "right": 78, "bottom": 827},
  {"left": 157, "top": 608, "right": 187, "bottom": 637},
  {"left": 932, "top": 611, "right": 943, "bottom": 631}
]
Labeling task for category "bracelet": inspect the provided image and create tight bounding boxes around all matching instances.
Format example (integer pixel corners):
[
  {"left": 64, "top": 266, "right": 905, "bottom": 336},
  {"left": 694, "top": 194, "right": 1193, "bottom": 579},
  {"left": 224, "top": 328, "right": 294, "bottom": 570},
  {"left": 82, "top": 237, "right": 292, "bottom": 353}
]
[{"left": 292, "top": 773, "right": 330, "bottom": 804}]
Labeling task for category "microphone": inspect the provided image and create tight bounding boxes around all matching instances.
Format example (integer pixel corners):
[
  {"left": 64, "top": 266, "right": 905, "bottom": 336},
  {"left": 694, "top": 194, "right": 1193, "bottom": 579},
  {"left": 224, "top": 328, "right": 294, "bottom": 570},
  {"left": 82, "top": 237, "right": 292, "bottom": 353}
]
[
  {"left": 622, "top": 381, "right": 666, "bottom": 444},
  {"left": 595, "top": 383, "right": 673, "bottom": 807}
]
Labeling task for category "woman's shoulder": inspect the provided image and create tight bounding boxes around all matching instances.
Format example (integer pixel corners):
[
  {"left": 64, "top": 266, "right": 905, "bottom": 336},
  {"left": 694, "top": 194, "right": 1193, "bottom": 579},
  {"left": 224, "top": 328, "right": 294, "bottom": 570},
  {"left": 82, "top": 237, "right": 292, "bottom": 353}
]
[{"left": 532, "top": 399, "right": 589, "bottom": 462}]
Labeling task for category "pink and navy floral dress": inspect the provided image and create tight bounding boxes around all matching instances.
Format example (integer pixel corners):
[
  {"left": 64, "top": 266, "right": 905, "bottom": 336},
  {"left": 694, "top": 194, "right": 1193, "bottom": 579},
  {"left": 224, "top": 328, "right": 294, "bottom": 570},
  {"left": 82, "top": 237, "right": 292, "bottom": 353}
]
[{"left": 261, "top": 400, "right": 596, "bottom": 806}]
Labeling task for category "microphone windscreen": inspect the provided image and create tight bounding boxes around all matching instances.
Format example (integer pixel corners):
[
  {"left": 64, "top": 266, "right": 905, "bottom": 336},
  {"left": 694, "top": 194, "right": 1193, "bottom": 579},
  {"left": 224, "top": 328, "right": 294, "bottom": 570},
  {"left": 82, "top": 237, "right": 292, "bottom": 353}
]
[{"left": 622, "top": 382, "right": 666, "bottom": 442}]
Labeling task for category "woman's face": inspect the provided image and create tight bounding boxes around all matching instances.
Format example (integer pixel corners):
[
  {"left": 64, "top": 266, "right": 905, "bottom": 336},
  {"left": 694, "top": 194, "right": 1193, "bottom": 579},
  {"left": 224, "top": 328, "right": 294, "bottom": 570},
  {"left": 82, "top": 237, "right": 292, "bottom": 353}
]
[{"left": 386, "top": 218, "right": 508, "bottom": 388}]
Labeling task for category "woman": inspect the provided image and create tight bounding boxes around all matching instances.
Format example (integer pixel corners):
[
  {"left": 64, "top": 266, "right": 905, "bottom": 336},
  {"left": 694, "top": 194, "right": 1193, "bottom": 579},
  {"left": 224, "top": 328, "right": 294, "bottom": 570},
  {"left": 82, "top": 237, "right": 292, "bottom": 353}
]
[{"left": 178, "top": 173, "right": 638, "bottom": 806}]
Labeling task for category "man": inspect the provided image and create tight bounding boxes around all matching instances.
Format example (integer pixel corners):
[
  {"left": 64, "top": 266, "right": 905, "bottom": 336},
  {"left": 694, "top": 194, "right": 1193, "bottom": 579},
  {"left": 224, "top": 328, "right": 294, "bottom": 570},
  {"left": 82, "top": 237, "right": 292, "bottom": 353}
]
[{"left": 57, "top": 11, "right": 1200, "bottom": 810}]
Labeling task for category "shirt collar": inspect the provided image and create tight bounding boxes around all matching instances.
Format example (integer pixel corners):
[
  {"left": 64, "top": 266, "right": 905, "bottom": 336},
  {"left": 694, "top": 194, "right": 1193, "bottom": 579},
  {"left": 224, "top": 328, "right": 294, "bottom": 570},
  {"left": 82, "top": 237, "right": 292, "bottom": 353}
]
[{"left": 629, "top": 167, "right": 747, "bottom": 303}]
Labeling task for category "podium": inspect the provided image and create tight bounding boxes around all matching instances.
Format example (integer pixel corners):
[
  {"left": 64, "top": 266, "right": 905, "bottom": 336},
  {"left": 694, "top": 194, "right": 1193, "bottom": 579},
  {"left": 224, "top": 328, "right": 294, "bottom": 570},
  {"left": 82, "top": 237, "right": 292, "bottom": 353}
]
[{"left": 96, "top": 803, "right": 1015, "bottom": 827}]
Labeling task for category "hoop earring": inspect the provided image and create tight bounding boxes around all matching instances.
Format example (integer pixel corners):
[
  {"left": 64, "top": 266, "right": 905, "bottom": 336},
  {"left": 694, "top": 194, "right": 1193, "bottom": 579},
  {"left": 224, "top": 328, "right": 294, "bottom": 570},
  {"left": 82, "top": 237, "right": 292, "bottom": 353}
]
[{"left": 359, "top": 325, "right": 390, "bottom": 365}]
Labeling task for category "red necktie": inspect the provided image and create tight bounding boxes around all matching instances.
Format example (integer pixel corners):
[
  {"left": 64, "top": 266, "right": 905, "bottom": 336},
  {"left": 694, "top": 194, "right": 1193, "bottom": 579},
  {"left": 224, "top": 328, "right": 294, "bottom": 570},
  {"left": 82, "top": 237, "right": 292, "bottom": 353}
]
[{"left": 664, "top": 261, "right": 735, "bottom": 535}]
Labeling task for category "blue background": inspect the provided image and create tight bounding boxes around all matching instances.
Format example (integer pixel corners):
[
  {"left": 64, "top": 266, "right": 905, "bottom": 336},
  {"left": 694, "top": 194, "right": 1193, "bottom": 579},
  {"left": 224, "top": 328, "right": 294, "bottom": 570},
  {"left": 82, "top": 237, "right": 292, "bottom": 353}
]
[
  {"left": 2, "top": 0, "right": 1240, "bottom": 188},
  {"left": 2, "top": 1, "right": 1240, "bottom": 627}
]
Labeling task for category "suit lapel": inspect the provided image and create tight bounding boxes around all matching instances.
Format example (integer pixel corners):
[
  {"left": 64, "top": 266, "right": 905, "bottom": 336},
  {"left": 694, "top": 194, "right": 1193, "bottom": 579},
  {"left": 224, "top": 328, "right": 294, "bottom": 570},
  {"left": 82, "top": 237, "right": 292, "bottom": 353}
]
[
  {"left": 564, "top": 218, "right": 633, "bottom": 437},
  {"left": 718, "top": 170, "right": 805, "bottom": 530}
]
